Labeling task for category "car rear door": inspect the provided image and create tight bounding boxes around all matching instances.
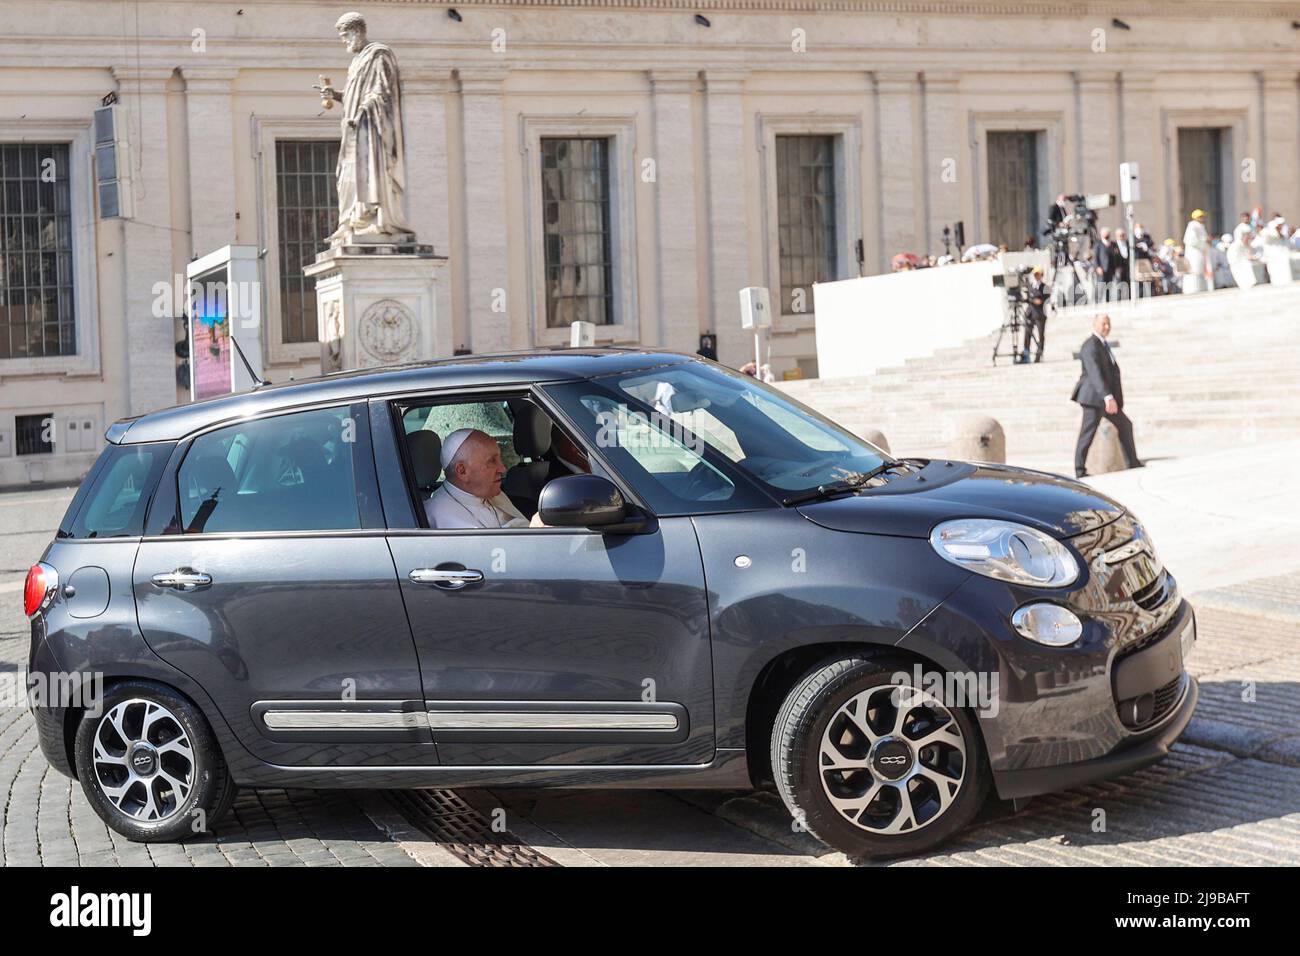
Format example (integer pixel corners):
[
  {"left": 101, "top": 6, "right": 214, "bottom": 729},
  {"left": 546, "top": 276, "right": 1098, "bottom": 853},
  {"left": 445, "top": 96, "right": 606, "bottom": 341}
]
[
  {"left": 373, "top": 391, "right": 716, "bottom": 767},
  {"left": 132, "top": 402, "right": 435, "bottom": 767}
]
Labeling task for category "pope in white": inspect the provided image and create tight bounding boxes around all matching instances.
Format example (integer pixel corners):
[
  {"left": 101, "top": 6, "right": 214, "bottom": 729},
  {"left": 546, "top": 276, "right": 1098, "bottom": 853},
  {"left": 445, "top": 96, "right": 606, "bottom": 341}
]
[
  {"left": 1181, "top": 209, "right": 1210, "bottom": 294},
  {"left": 426, "top": 428, "right": 546, "bottom": 529}
]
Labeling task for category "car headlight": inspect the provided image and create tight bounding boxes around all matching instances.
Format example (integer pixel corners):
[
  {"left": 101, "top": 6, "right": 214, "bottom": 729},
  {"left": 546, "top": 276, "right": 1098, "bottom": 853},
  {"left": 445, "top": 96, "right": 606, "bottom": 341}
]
[{"left": 929, "top": 518, "right": 1080, "bottom": 587}]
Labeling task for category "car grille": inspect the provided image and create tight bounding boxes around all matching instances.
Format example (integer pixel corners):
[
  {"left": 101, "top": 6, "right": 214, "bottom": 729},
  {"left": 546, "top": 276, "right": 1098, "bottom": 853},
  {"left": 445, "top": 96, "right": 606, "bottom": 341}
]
[
  {"left": 1131, "top": 568, "right": 1170, "bottom": 612},
  {"left": 1118, "top": 674, "right": 1183, "bottom": 731}
]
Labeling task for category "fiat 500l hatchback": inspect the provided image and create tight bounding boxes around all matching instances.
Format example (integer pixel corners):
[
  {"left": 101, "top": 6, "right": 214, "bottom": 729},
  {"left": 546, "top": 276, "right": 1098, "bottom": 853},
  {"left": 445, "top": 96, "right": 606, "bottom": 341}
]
[{"left": 25, "top": 349, "right": 1196, "bottom": 858}]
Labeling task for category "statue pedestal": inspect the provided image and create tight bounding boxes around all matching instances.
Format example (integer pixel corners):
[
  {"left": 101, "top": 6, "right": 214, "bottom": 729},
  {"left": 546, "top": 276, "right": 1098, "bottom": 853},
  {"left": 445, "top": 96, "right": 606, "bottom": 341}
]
[{"left": 304, "top": 242, "right": 448, "bottom": 372}]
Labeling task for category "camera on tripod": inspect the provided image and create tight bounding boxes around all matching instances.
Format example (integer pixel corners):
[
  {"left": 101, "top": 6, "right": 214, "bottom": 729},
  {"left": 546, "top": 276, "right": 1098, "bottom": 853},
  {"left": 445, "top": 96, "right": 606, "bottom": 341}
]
[
  {"left": 991, "top": 264, "right": 1037, "bottom": 301},
  {"left": 990, "top": 265, "right": 1046, "bottom": 365}
]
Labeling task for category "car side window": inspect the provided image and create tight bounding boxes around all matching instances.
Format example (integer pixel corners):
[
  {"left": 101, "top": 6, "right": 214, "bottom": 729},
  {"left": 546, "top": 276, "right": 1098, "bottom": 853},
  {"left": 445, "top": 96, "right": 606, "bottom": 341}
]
[
  {"left": 542, "top": 382, "right": 772, "bottom": 516},
  {"left": 64, "top": 443, "right": 172, "bottom": 539},
  {"left": 178, "top": 406, "right": 367, "bottom": 534}
]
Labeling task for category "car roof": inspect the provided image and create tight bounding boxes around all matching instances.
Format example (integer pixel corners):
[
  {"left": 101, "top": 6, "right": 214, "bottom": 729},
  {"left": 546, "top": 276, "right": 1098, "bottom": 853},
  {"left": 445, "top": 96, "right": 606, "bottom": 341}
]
[{"left": 110, "top": 348, "right": 696, "bottom": 444}]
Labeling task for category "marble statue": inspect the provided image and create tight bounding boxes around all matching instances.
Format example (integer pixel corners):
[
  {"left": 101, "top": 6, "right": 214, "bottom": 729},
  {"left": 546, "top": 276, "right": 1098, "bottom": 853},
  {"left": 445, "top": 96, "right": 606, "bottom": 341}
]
[{"left": 317, "top": 12, "right": 413, "bottom": 243}]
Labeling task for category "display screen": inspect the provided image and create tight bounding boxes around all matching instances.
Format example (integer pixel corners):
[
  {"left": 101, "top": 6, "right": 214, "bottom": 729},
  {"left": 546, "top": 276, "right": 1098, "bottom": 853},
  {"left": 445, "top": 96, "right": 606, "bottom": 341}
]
[{"left": 190, "top": 267, "right": 232, "bottom": 401}]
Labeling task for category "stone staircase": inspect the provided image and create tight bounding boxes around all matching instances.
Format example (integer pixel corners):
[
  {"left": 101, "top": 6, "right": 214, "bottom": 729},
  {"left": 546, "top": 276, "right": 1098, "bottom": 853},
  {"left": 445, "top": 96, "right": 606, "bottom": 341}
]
[{"left": 780, "top": 283, "right": 1300, "bottom": 474}]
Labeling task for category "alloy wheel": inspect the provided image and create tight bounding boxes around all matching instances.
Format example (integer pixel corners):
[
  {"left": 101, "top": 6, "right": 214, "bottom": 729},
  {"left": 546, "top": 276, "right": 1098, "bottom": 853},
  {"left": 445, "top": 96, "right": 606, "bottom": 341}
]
[
  {"left": 818, "top": 683, "right": 967, "bottom": 834},
  {"left": 91, "top": 698, "right": 195, "bottom": 822}
]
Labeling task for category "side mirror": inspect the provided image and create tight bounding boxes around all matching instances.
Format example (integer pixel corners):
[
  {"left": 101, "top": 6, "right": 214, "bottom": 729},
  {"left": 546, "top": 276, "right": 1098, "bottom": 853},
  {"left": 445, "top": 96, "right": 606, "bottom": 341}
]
[{"left": 539, "top": 475, "right": 638, "bottom": 530}]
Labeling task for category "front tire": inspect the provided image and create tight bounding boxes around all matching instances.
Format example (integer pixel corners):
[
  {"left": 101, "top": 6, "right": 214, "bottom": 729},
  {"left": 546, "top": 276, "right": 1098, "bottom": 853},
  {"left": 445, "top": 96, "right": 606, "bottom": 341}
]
[
  {"left": 74, "top": 681, "right": 236, "bottom": 843},
  {"left": 772, "top": 655, "right": 990, "bottom": 859}
]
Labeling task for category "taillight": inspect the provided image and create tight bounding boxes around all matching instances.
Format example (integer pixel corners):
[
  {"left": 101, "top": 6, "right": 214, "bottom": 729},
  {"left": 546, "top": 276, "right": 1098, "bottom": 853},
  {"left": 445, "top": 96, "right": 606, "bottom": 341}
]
[{"left": 23, "top": 562, "right": 58, "bottom": 619}]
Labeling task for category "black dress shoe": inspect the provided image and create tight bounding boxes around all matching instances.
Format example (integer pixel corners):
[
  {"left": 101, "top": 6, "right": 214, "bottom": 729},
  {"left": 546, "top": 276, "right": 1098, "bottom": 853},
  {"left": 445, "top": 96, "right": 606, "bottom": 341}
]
[{"left": 1075, "top": 469, "right": 1088, "bottom": 478}]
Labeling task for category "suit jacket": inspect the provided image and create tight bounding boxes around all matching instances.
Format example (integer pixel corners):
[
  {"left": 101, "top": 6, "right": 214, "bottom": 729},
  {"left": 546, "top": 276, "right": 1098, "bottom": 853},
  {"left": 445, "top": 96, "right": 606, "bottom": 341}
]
[
  {"left": 1044, "top": 202, "right": 1068, "bottom": 234},
  {"left": 1094, "top": 241, "right": 1125, "bottom": 281},
  {"left": 1071, "top": 334, "right": 1123, "bottom": 409}
]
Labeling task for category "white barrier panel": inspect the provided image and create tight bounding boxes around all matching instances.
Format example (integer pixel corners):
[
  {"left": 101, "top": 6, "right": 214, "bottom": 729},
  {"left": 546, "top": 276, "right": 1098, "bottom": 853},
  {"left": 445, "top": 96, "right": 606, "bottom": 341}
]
[{"left": 811, "top": 260, "right": 1009, "bottom": 380}]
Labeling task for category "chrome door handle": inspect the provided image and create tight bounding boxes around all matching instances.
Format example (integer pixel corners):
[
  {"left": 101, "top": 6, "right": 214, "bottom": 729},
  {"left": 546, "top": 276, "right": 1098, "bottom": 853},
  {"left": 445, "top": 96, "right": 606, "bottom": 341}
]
[
  {"left": 151, "top": 568, "right": 213, "bottom": 592},
  {"left": 408, "top": 567, "right": 484, "bottom": 589}
]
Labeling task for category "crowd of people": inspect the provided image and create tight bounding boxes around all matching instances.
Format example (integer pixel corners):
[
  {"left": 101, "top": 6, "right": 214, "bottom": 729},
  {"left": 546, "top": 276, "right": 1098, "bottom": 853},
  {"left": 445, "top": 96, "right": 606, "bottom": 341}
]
[
  {"left": 1177, "top": 207, "right": 1297, "bottom": 294},
  {"left": 891, "top": 206, "right": 1298, "bottom": 297}
]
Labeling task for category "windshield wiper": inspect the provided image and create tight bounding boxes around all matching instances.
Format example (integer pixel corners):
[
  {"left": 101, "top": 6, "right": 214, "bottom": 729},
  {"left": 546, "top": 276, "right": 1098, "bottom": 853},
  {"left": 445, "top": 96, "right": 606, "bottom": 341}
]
[{"left": 781, "top": 460, "right": 908, "bottom": 506}]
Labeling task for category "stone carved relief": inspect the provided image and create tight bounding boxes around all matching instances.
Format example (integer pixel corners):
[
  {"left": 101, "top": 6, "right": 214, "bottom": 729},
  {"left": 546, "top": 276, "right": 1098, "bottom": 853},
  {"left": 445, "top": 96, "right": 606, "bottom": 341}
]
[
  {"left": 359, "top": 298, "right": 417, "bottom": 364},
  {"left": 322, "top": 299, "right": 344, "bottom": 372}
]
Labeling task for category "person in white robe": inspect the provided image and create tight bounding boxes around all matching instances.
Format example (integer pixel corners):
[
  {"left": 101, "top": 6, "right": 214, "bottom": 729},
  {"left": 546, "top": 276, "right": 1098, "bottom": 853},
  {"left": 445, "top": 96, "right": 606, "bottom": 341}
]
[
  {"left": 426, "top": 429, "right": 546, "bottom": 529},
  {"left": 1227, "top": 221, "right": 1260, "bottom": 291},
  {"left": 1181, "top": 210, "right": 1210, "bottom": 294},
  {"left": 1260, "top": 216, "right": 1294, "bottom": 287},
  {"left": 1210, "top": 234, "right": 1235, "bottom": 289}
]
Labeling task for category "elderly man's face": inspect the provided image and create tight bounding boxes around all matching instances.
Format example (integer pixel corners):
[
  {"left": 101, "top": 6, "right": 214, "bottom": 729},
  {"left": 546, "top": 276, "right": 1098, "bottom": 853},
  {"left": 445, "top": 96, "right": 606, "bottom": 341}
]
[
  {"left": 1095, "top": 314, "right": 1112, "bottom": 337},
  {"left": 450, "top": 434, "right": 507, "bottom": 500},
  {"left": 339, "top": 26, "right": 365, "bottom": 53}
]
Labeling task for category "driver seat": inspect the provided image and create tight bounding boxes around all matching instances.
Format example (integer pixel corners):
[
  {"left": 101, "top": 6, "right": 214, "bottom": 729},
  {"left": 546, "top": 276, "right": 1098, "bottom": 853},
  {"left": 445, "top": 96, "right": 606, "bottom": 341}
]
[{"left": 502, "top": 400, "right": 553, "bottom": 517}]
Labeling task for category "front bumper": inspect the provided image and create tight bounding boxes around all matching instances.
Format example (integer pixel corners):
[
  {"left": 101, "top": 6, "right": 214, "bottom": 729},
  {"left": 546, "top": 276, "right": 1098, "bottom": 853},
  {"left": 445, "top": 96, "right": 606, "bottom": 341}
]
[
  {"left": 994, "top": 673, "right": 1197, "bottom": 799},
  {"left": 898, "top": 541, "right": 1198, "bottom": 799}
]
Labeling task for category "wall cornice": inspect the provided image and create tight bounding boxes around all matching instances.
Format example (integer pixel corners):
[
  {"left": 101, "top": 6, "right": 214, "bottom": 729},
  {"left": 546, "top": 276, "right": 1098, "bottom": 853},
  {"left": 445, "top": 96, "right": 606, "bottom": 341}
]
[{"left": 282, "top": 0, "right": 1300, "bottom": 17}]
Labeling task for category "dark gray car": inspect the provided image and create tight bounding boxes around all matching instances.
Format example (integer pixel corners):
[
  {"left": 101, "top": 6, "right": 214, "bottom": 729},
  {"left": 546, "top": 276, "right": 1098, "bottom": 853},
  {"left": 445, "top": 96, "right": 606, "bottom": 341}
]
[{"left": 25, "top": 349, "right": 1196, "bottom": 858}]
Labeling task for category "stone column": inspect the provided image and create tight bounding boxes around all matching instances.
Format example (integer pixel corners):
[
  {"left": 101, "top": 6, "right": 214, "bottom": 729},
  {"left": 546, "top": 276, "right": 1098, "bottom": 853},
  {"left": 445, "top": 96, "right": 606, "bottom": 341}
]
[
  {"left": 112, "top": 66, "right": 182, "bottom": 415},
  {"left": 921, "top": 72, "right": 962, "bottom": 258},
  {"left": 1075, "top": 71, "right": 1120, "bottom": 229},
  {"left": 180, "top": 67, "right": 239, "bottom": 257},
  {"left": 649, "top": 70, "right": 701, "bottom": 353},
  {"left": 1119, "top": 71, "right": 1162, "bottom": 236},
  {"left": 1261, "top": 72, "right": 1300, "bottom": 222},
  {"left": 457, "top": 68, "right": 510, "bottom": 354},
  {"left": 403, "top": 68, "right": 456, "bottom": 357},
  {"left": 873, "top": 72, "right": 921, "bottom": 262},
  {"left": 702, "top": 71, "right": 750, "bottom": 369}
]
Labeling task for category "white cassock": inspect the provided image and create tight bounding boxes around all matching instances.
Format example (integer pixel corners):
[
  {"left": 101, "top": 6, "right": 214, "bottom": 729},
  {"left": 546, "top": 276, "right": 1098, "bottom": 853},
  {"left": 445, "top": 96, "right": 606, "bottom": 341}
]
[
  {"left": 426, "top": 481, "right": 529, "bottom": 529},
  {"left": 1227, "top": 223, "right": 1259, "bottom": 291},
  {"left": 1261, "top": 219, "right": 1294, "bottom": 287},
  {"left": 1182, "top": 220, "right": 1210, "bottom": 293}
]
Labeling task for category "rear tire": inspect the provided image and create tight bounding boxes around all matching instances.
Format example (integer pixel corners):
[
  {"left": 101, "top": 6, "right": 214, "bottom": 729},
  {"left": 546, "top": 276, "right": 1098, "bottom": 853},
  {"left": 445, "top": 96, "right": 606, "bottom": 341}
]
[
  {"left": 74, "top": 680, "right": 235, "bottom": 843},
  {"left": 771, "top": 655, "right": 990, "bottom": 859}
]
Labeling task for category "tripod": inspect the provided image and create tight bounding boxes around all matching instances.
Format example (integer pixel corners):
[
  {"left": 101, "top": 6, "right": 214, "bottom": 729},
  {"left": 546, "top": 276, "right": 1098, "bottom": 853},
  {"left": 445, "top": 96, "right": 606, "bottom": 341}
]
[
  {"left": 992, "top": 298, "right": 1028, "bottom": 365},
  {"left": 1049, "top": 216, "right": 1101, "bottom": 307}
]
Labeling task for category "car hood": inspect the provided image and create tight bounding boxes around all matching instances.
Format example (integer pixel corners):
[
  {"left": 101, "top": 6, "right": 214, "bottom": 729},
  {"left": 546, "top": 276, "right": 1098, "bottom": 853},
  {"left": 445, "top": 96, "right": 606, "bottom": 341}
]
[{"left": 795, "top": 459, "right": 1125, "bottom": 540}]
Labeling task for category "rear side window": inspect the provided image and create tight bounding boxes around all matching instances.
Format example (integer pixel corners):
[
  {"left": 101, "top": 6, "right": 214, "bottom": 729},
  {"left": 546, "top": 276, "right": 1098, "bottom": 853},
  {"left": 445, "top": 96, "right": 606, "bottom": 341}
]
[
  {"left": 178, "top": 405, "right": 374, "bottom": 534},
  {"left": 62, "top": 444, "right": 172, "bottom": 539}
]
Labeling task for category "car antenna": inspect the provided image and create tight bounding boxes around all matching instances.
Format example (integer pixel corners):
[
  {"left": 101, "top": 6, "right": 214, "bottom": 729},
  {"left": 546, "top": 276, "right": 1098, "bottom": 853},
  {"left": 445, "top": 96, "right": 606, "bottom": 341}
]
[{"left": 230, "top": 335, "right": 270, "bottom": 389}]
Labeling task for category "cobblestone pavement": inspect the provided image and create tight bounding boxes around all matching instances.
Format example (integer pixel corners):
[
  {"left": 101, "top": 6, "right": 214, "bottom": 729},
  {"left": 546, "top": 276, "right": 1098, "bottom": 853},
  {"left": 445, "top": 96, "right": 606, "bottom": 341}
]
[{"left": 2, "top": 485, "right": 1298, "bottom": 866}]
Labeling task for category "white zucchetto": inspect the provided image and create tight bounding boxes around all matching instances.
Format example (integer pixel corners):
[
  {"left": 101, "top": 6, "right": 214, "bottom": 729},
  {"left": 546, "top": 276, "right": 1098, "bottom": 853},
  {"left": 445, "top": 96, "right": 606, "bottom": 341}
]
[{"left": 440, "top": 428, "right": 477, "bottom": 470}]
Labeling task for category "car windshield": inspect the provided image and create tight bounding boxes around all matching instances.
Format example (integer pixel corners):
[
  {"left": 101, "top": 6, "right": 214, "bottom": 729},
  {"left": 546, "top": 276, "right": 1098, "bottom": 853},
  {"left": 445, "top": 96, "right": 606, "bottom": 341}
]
[{"left": 544, "top": 361, "right": 892, "bottom": 505}]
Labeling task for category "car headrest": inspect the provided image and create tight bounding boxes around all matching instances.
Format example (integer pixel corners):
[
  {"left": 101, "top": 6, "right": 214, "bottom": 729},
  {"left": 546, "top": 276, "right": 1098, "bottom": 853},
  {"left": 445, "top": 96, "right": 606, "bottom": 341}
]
[
  {"left": 509, "top": 400, "right": 552, "bottom": 459},
  {"left": 283, "top": 437, "right": 327, "bottom": 477},
  {"left": 407, "top": 430, "right": 442, "bottom": 491},
  {"left": 186, "top": 453, "right": 237, "bottom": 498}
]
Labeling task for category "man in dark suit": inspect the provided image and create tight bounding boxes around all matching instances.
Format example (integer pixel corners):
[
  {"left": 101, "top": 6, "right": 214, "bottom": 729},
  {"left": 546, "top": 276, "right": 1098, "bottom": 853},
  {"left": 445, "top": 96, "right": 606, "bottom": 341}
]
[
  {"left": 1044, "top": 194, "right": 1070, "bottom": 237},
  {"left": 1093, "top": 230, "right": 1131, "bottom": 302},
  {"left": 1019, "top": 266, "right": 1048, "bottom": 363},
  {"left": 1072, "top": 313, "right": 1142, "bottom": 478}
]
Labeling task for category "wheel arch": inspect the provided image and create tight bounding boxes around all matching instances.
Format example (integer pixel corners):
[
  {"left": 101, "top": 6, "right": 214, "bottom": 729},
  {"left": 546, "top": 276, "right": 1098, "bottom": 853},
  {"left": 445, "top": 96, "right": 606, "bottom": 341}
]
[
  {"left": 63, "top": 675, "right": 230, "bottom": 783},
  {"left": 743, "top": 641, "right": 990, "bottom": 789}
]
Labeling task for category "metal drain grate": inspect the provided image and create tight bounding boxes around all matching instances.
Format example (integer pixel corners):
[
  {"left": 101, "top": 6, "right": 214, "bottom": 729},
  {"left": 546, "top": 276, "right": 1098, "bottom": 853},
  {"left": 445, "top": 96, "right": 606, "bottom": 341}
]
[{"left": 386, "top": 789, "right": 559, "bottom": 867}]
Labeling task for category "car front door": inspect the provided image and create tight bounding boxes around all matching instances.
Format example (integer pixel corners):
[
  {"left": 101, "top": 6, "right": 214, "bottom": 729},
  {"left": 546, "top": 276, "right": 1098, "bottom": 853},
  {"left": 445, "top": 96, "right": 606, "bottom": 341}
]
[
  {"left": 376, "top": 391, "right": 715, "bottom": 767},
  {"left": 132, "top": 402, "right": 435, "bottom": 767}
]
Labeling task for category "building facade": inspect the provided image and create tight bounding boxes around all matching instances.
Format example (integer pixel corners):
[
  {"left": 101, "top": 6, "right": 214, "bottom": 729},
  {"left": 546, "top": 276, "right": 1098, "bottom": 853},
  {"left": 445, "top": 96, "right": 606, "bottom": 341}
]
[{"left": 1, "top": 0, "right": 1298, "bottom": 484}]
